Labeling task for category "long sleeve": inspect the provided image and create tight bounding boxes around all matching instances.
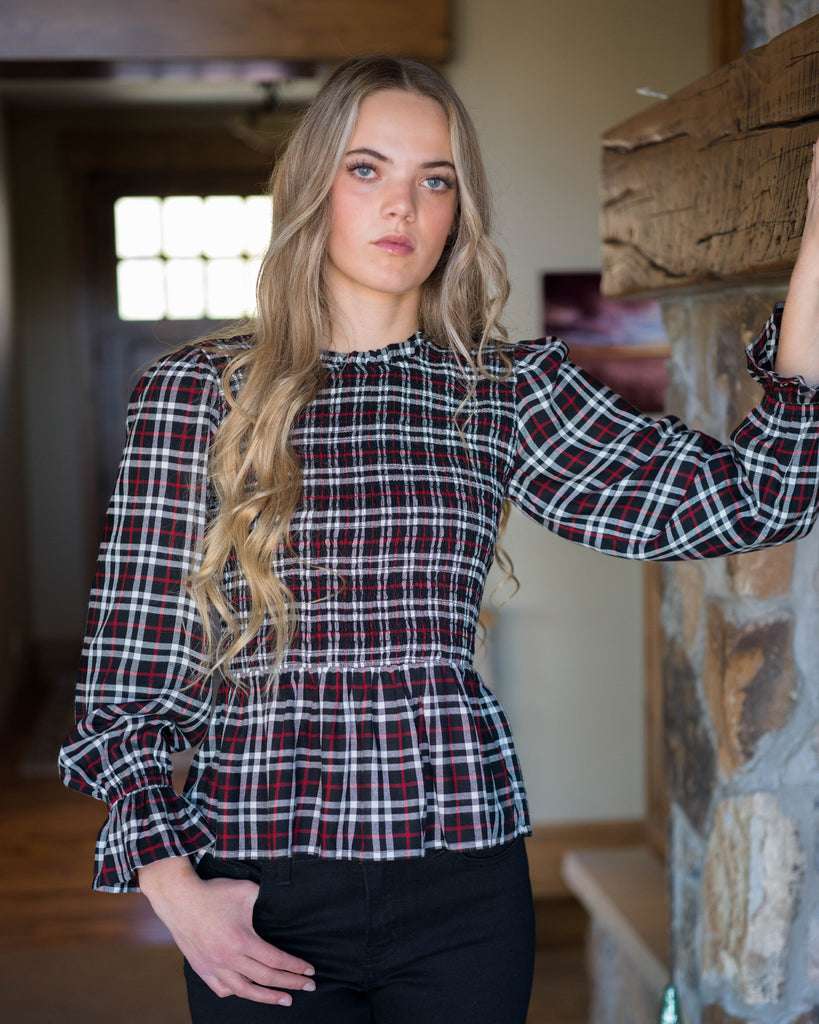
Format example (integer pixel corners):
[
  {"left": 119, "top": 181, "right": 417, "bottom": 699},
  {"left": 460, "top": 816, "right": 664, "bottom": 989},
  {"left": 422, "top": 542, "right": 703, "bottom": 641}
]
[
  {"left": 508, "top": 306, "right": 819, "bottom": 559},
  {"left": 58, "top": 346, "right": 228, "bottom": 892}
]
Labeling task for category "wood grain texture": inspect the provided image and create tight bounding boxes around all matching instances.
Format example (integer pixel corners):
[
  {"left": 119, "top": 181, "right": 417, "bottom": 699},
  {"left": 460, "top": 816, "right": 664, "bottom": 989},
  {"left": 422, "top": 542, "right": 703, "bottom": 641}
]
[
  {"left": 601, "top": 14, "right": 819, "bottom": 298},
  {"left": 0, "top": 0, "right": 450, "bottom": 62}
]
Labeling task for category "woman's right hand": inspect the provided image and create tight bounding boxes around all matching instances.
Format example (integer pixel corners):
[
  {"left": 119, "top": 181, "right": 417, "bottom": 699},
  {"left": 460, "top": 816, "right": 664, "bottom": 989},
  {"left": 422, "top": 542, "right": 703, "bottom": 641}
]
[{"left": 138, "top": 856, "right": 316, "bottom": 1006}]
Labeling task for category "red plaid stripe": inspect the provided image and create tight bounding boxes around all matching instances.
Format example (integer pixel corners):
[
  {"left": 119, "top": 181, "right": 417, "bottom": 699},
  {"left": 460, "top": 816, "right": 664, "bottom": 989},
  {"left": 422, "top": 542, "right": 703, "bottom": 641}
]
[{"left": 60, "top": 305, "right": 819, "bottom": 892}]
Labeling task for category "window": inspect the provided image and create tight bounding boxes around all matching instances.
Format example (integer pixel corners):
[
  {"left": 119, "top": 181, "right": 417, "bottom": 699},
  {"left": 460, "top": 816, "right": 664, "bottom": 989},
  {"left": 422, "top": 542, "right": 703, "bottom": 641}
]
[{"left": 114, "top": 195, "right": 271, "bottom": 321}]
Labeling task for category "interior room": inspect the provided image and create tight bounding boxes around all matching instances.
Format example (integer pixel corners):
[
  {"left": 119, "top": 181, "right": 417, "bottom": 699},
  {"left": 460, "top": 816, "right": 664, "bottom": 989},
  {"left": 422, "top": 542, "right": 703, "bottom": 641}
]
[{"left": 4, "top": 2, "right": 819, "bottom": 1022}]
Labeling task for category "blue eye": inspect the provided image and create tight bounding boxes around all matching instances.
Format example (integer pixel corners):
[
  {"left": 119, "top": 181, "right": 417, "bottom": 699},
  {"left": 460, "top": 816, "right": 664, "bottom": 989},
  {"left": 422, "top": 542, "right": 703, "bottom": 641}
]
[
  {"left": 425, "top": 176, "right": 454, "bottom": 192},
  {"left": 349, "top": 163, "right": 377, "bottom": 180}
]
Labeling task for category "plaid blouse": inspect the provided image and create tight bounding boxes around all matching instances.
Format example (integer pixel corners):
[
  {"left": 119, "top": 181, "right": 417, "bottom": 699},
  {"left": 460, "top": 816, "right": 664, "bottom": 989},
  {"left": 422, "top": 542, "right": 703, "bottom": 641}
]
[{"left": 59, "top": 305, "right": 819, "bottom": 892}]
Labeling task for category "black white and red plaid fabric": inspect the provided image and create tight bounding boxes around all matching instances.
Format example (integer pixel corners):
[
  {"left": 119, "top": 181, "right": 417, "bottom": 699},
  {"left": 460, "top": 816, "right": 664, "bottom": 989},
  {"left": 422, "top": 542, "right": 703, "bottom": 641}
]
[{"left": 59, "top": 305, "right": 819, "bottom": 892}]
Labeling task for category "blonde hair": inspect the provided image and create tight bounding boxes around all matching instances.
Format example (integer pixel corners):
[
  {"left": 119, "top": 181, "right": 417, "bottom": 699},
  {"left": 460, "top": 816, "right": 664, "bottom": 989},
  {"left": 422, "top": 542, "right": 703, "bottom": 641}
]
[{"left": 187, "top": 55, "right": 514, "bottom": 686}]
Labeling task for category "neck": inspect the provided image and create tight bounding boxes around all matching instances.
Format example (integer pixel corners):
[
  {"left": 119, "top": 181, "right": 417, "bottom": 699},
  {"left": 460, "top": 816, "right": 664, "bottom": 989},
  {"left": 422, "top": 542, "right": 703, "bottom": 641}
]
[{"left": 327, "top": 288, "right": 421, "bottom": 353}]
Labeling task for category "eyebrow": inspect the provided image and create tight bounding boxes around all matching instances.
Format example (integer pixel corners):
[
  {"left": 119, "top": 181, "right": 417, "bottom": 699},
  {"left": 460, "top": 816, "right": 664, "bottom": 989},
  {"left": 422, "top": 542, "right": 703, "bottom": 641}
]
[{"left": 345, "top": 147, "right": 456, "bottom": 172}]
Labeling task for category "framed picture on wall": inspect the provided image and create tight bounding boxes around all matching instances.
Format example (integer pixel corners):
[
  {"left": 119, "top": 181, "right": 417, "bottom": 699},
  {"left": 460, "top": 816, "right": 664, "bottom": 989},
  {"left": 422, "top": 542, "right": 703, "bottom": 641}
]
[{"left": 542, "top": 271, "right": 669, "bottom": 414}]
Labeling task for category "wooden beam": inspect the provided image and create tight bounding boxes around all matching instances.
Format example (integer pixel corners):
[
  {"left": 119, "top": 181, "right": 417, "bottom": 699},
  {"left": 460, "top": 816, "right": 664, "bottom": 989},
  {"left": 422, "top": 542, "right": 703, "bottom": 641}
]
[
  {"left": 0, "top": 0, "right": 450, "bottom": 63},
  {"left": 601, "top": 14, "right": 819, "bottom": 298}
]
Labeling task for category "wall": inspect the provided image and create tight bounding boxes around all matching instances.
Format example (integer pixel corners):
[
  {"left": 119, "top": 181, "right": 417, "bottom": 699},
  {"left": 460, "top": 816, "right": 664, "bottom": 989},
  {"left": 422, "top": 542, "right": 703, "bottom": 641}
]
[
  {"left": 10, "top": 109, "right": 89, "bottom": 651},
  {"left": 8, "top": 0, "right": 710, "bottom": 823},
  {"left": 659, "top": 286, "right": 819, "bottom": 1023},
  {"left": 447, "top": 0, "right": 710, "bottom": 822},
  {"left": 0, "top": 102, "right": 28, "bottom": 719},
  {"left": 9, "top": 103, "right": 263, "bottom": 652}
]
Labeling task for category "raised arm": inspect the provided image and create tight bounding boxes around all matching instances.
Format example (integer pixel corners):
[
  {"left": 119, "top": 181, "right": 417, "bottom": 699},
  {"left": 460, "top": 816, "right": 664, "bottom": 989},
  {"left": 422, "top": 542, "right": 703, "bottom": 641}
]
[
  {"left": 508, "top": 312, "right": 819, "bottom": 562},
  {"left": 776, "top": 138, "right": 819, "bottom": 385}
]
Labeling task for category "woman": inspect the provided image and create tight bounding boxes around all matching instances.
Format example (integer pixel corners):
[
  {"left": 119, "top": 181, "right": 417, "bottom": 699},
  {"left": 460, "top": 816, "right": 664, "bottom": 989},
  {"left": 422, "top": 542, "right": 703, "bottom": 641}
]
[{"left": 60, "top": 55, "right": 819, "bottom": 1023}]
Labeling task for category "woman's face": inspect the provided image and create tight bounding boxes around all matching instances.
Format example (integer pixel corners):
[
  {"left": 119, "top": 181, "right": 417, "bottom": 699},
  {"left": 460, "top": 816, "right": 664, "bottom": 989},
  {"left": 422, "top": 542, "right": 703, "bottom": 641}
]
[{"left": 325, "top": 89, "right": 458, "bottom": 319}]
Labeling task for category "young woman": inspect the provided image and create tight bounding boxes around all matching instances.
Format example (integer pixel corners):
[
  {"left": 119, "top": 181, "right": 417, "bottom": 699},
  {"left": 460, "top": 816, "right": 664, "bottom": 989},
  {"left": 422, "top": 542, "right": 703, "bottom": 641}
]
[{"left": 60, "top": 55, "right": 819, "bottom": 1023}]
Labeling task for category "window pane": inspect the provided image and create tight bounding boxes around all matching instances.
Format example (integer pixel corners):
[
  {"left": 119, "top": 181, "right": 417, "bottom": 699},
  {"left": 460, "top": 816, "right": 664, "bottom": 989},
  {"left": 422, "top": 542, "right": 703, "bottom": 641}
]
[
  {"left": 166, "top": 259, "right": 206, "bottom": 319},
  {"left": 206, "top": 258, "right": 249, "bottom": 319},
  {"left": 115, "top": 194, "right": 272, "bottom": 322},
  {"left": 162, "top": 196, "right": 204, "bottom": 257},
  {"left": 117, "top": 259, "right": 166, "bottom": 320},
  {"left": 114, "top": 198, "right": 161, "bottom": 258},
  {"left": 202, "top": 196, "right": 247, "bottom": 258},
  {"left": 243, "top": 197, "right": 271, "bottom": 257}
]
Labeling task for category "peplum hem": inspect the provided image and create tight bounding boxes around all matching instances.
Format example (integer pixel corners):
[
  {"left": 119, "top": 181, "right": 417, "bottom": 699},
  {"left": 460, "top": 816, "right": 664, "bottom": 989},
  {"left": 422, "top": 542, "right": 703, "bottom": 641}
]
[
  {"left": 93, "top": 784, "right": 216, "bottom": 893},
  {"left": 190, "top": 662, "right": 532, "bottom": 863}
]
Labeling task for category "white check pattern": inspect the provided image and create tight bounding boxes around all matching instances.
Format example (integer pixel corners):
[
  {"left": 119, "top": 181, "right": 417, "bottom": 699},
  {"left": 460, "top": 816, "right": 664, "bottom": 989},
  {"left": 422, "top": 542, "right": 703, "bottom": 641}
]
[{"left": 59, "top": 305, "right": 819, "bottom": 891}]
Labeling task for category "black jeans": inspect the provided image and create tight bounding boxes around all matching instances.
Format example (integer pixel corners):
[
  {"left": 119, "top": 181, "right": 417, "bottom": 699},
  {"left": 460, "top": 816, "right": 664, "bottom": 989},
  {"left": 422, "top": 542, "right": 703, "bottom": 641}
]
[{"left": 185, "top": 837, "right": 535, "bottom": 1023}]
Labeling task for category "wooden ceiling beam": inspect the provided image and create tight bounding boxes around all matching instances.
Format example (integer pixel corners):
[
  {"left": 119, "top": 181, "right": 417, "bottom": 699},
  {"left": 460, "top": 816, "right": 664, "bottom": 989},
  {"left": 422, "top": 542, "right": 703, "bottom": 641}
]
[
  {"left": 601, "top": 14, "right": 819, "bottom": 298},
  {"left": 0, "top": 0, "right": 450, "bottom": 63}
]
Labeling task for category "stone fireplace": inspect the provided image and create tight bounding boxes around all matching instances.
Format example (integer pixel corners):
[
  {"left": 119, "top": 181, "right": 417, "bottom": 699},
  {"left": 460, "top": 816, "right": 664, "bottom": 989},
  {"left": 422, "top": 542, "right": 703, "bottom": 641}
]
[{"left": 565, "top": 15, "right": 819, "bottom": 1024}]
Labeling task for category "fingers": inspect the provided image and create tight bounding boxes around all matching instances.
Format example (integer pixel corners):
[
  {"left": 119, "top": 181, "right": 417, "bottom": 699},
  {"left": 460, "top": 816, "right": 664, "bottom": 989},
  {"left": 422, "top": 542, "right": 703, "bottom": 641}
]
[
  {"left": 205, "top": 971, "right": 293, "bottom": 1006},
  {"left": 193, "top": 936, "right": 316, "bottom": 1003},
  {"left": 197, "top": 948, "right": 316, "bottom": 1005},
  {"left": 235, "top": 962, "right": 317, "bottom": 1000},
  {"left": 235, "top": 938, "right": 316, "bottom": 992},
  {"left": 149, "top": 872, "right": 318, "bottom": 1006},
  {"left": 249, "top": 935, "right": 316, "bottom": 980}
]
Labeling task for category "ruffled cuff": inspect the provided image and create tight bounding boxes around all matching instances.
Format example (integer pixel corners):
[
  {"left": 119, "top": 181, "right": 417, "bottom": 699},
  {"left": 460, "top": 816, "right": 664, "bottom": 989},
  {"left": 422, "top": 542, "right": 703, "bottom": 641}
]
[
  {"left": 746, "top": 303, "right": 819, "bottom": 406},
  {"left": 93, "top": 785, "right": 216, "bottom": 893}
]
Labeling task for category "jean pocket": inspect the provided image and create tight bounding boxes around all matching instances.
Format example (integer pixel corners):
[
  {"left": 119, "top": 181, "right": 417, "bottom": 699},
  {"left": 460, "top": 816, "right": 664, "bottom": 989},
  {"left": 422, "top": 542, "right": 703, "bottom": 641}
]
[
  {"left": 252, "top": 859, "right": 298, "bottom": 937},
  {"left": 195, "top": 853, "right": 264, "bottom": 885},
  {"left": 458, "top": 837, "right": 520, "bottom": 863}
]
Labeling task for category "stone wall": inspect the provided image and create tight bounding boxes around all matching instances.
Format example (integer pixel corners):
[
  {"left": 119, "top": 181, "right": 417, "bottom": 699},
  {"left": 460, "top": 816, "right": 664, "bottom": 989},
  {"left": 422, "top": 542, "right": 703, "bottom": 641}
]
[
  {"left": 743, "top": 0, "right": 819, "bottom": 50},
  {"left": 660, "top": 287, "right": 819, "bottom": 1023},
  {"left": 588, "top": 918, "right": 662, "bottom": 1024}
]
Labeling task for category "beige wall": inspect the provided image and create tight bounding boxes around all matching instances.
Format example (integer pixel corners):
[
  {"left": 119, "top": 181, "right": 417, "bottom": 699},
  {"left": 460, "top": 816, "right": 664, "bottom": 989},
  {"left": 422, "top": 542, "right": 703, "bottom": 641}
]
[{"left": 448, "top": 0, "right": 710, "bottom": 822}]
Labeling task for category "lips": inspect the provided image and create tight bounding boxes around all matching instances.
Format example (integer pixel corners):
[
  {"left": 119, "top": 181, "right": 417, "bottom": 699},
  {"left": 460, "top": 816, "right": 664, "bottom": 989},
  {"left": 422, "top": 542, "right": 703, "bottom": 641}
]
[{"left": 373, "top": 234, "right": 415, "bottom": 256}]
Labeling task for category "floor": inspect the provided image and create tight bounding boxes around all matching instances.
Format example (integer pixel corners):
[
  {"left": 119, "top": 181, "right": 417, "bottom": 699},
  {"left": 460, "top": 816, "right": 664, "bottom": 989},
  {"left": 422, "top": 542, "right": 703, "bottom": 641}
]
[{"left": 0, "top": 685, "right": 589, "bottom": 1024}]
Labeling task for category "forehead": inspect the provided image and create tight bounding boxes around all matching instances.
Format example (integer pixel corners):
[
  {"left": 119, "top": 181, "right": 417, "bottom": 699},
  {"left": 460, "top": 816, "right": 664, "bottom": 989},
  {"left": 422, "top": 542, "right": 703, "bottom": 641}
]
[{"left": 351, "top": 90, "right": 452, "bottom": 154}]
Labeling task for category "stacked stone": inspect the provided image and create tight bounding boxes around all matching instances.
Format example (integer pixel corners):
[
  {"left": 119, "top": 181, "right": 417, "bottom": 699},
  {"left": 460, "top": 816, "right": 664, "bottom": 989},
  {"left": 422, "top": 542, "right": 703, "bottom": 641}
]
[{"left": 660, "top": 289, "right": 819, "bottom": 1023}]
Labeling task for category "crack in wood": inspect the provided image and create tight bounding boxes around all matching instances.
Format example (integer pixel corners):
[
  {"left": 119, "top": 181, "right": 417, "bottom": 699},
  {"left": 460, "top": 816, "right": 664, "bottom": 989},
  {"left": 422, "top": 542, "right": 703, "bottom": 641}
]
[
  {"left": 695, "top": 230, "right": 738, "bottom": 245},
  {"left": 601, "top": 189, "right": 652, "bottom": 211},
  {"left": 602, "top": 238, "right": 691, "bottom": 280},
  {"left": 746, "top": 112, "right": 819, "bottom": 133},
  {"left": 786, "top": 49, "right": 819, "bottom": 68}
]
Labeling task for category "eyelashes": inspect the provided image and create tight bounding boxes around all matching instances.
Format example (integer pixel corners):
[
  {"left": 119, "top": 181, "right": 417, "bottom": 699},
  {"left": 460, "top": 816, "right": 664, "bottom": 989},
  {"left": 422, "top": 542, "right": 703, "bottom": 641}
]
[
  {"left": 347, "top": 161, "right": 378, "bottom": 179},
  {"left": 344, "top": 161, "right": 456, "bottom": 191},
  {"left": 424, "top": 174, "right": 456, "bottom": 192}
]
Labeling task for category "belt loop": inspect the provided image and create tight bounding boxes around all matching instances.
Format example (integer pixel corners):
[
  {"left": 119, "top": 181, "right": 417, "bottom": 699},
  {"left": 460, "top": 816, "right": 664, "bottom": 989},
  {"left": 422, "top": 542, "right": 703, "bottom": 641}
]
[{"left": 272, "top": 858, "right": 292, "bottom": 886}]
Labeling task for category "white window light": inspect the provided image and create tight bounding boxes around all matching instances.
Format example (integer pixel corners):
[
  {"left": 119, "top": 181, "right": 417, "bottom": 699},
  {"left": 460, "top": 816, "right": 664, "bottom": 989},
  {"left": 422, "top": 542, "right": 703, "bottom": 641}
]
[{"left": 113, "top": 194, "right": 270, "bottom": 322}]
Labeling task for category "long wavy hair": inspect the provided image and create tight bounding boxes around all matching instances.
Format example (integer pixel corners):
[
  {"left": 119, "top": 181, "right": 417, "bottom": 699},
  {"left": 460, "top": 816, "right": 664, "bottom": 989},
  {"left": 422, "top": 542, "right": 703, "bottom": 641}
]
[{"left": 186, "top": 55, "right": 515, "bottom": 686}]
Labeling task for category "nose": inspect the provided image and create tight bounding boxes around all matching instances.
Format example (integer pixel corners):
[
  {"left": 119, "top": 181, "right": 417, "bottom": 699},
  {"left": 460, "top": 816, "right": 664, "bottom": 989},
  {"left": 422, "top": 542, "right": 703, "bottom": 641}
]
[{"left": 381, "top": 177, "right": 416, "bottom": 221}]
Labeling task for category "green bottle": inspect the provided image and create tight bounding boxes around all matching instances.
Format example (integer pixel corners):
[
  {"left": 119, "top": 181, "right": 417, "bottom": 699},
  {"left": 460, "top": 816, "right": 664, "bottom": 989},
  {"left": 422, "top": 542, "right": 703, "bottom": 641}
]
[{"left": 659, "top": 983, "right": 681, "bottom": 1024}]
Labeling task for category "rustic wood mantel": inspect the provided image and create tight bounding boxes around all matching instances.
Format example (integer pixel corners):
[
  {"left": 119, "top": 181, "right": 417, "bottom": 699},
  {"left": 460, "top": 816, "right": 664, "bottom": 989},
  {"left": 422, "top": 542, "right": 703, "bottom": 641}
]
[{"left": 601, "top": 14, "right": 819, "bottom": 299}]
